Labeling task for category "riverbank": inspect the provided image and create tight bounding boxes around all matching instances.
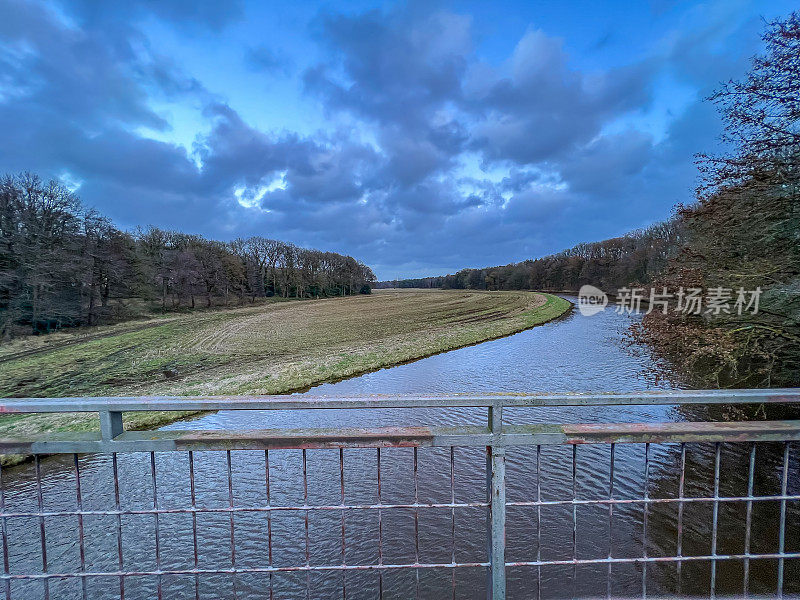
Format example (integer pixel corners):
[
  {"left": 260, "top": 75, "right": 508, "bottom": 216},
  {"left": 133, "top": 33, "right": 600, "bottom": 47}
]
[{"left": 0, "top": 290, "right": 570, "bottom": 464}]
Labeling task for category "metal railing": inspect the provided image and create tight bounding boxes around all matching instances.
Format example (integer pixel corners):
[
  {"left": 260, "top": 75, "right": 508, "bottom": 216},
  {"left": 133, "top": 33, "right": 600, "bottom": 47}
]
[{"left": 0, "top": 389, "right": 798, "bottom": 599}]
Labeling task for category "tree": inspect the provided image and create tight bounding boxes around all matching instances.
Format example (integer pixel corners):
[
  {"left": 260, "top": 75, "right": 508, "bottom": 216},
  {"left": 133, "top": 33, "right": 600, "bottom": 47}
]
[{"left": 0, "top": 173, "right": 83, "bottom": 335}]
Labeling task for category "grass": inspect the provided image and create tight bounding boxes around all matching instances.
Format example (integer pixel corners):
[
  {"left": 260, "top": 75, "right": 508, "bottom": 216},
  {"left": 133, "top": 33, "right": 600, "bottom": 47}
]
[{"left": 0, "top": 290, "right": 570, "bottom": 463}]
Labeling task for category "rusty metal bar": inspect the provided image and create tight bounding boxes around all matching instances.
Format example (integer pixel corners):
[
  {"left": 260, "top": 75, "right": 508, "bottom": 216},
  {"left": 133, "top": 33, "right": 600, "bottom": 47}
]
[
  {"left": 265, "top": 450, "right": 273, "bottom": 600},
  {"left": 112, "top": 453, "right": 125, "bottom": 600},
  {"left": 74, "top": 454, "right": 87, "bottom": 600},
  {"left": 150, "top": 452, "right": 162, "bottom": 600},
  {"left": 339, "top": 447, "right": 346, "bottom": 600},
  {"left": 227, "top": 450, "right": 237, "bottom": 599},
  {"left": 4, "top": 420, "right": 800, "bottom": 455},
  {"left": 376, "top": 447, "right": 383, "bottom": 600},
  {"left": 450, "top": 446, "right": 456, "bottom": 600},
  {"left": 572, "top": 445, "right": 577, "bottom": 597},
  {"left": 303, "top": 449, "right": 310, "bottom": 600},
  {"left": 536, "top": 444, "right": 542, "bottom": 600},
  {"left": 413, "top": 446, "right": 420, "bottom": 600}
]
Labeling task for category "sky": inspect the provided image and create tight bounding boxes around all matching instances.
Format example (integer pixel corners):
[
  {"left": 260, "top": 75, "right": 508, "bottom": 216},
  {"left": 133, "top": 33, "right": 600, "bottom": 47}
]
[{"left": 0, "top": 0, "right": 795, "bottom": 279}]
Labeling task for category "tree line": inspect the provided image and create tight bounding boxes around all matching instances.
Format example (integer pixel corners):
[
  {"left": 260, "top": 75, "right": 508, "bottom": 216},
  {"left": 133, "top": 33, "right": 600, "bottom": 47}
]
[
  {"left": 377, "top": 219, "right": 682, "bottom": 293},
  {"left": 0, "top": 174, "right": 375, "bottom": 338},
  {"left": 379, "top": 13, "right": 800, "bottom": 388}
]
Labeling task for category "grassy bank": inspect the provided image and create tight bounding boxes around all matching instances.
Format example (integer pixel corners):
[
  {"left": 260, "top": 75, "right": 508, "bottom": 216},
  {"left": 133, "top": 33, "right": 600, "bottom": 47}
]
[{"left": 0, "top": 290, "right": 570, "bottom": 461}]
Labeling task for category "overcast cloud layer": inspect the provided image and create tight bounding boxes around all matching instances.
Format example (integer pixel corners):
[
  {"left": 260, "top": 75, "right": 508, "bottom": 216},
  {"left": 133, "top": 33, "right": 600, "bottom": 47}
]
[{"left": 0, "top": 0, "right": 793, "bottom": 278}]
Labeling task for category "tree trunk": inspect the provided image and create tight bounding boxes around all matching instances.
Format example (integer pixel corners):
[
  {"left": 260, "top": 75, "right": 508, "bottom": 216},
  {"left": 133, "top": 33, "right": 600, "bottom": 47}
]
[{"left": 31, "top": 284, "right": 38, "bottom": 334}]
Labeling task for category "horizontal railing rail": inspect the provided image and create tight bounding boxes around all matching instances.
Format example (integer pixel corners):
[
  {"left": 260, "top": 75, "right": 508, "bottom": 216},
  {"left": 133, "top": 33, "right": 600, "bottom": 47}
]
[
  {"left": 2, "top": 388, "right": 800, "bottom": 413},
  {"left": 0, "top": 389, "right": 798, "bottom": 600}
]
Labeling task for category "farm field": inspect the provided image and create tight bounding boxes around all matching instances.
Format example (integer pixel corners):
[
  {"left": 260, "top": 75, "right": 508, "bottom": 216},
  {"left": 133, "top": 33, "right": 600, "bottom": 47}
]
[{"left": 0, "top": 290, "right": 570, "bottom": 450}]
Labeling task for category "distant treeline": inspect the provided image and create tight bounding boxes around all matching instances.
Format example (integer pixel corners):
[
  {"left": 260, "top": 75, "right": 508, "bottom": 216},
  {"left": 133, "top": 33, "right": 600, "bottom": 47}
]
[
  {"left": 376, "top": 219, "right": 681, "bottom": 293},
  {"left": 0, "top": 173, "right": 375, "bottom": 337}
]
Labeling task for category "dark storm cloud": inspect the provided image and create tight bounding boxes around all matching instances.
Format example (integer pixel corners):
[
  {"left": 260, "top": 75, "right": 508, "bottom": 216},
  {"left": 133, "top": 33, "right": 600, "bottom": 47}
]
[
  {"left": 465, "top": 29, "right": 654, "bottom": 164},
  {"left": 302, "top": 6, "right": 659, "bottom": 228},
  {"left": 197, "top": 103, "right": 384, "bottom": 204},
  {"left": 0, "top": 0, "right": 379, "bottom": 230},
  {"left": 0, "top": 0, "right": 770, "bottom": 277},
  {"left": 0, "top": 0, "right": 167, "bottom": 131},
  {"left": 0, "top": 0, "right": 220, "bottom": 223},
  {"left": 305, "top": 8, "right": 470, "bottom": 126},
  {"left": 305, "top": 10, "right": 653, "bottom": 173},
  {"left": 305, "top": 7, "right": 472, "bottom": 188},
  {"left": 559, "top": 130, "right": 654, "bottom": 196}
]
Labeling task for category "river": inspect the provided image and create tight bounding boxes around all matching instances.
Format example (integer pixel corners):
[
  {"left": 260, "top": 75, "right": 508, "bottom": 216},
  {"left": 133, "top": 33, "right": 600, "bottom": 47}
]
[{"left": 1, "top": 297, "right": 797, "bottom": 599}]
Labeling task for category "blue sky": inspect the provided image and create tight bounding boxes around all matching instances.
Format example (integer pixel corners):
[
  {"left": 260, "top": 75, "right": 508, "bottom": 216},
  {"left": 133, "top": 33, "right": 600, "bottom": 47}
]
[{"left": 0, "top": 0, "right": 795, "bottom": 279}]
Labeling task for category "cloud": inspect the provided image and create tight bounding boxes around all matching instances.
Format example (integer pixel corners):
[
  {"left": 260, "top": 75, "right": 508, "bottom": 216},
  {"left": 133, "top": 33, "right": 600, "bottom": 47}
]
[
  {"left": 304, "top": 7, "right": 473, "bottom": 188},
  {"left": 306, "top": 8, "right": 471, "bottom": 126},
  {"left": 559, "top": 129, "right": 655, "bottom": 196},
  {"left": 0, "top": 0, "right": 777, "bottom": 278},
  {"left": 0, "top": 1, "right": 169, "bottom": 131},
  {"left": 466, "top": 29, "right": 654, "bottom": 164},
  {"left": 196, "top": 103, "right": 384, "bottom": 204},
  {"left": 244, "top": 45, "right": 291, "bottom": 76}
]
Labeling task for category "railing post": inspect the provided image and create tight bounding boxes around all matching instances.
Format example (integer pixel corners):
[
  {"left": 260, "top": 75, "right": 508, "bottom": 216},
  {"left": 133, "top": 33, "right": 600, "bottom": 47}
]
[
  {"left": 99, "top": 410, "right": 123, "bottom": 441},
  {"left": 487, "top": 402, "right": 506, "bottom": 599}
]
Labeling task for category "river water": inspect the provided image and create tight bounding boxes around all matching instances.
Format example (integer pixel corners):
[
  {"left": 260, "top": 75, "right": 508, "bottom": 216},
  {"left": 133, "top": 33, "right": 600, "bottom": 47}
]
[{"left": 1, "top": 298, "right": 797, "bottom": 598}]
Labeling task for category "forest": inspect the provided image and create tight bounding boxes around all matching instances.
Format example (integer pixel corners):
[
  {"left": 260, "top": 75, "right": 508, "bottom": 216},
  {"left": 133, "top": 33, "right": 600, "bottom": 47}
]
[
  {"left": 380, "top": 14, "right": 800, "bottom": 388},
  {"left": 0, "top": 174, "right": 375, "bottom": 338}
]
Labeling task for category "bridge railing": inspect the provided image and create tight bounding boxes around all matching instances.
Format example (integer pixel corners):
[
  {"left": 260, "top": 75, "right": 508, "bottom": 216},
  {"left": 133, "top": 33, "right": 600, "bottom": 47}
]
[{"left": 0, "top": 389, "right": 799, "bottom": 599}]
